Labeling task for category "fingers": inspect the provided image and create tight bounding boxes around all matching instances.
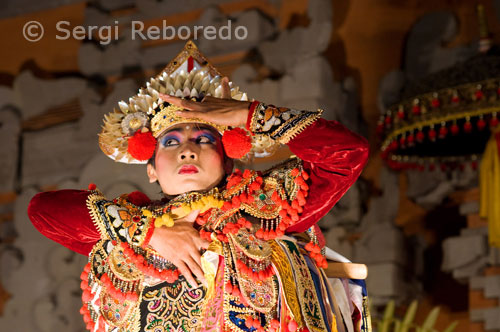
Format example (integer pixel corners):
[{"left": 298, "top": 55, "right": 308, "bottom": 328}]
[
  {"left": 158, "top": 93, "right": 180, "bottom": 105},
  {"left": 221, "top": 77, "right": 231, "bottom": 99},
  {"left": 177, "top": 220, "right": 209, "bottom": 249},
  {"left": 158, "top": 93, "right": 200, "bottom": 111},
  {"left": 193, "top": 234, "right": 210, "bottom": 250},
  {"left": 186, "top": 254, "right": 206, "bottom": 286},
  {"left": 174, "top": 260, "right": 199, "bottom": 288},
  {"left": 166, "top": 222, "right": 207, "bottom": 287},
  {"left": 174, "top": 251, "right": 206, "bottom": 288}
]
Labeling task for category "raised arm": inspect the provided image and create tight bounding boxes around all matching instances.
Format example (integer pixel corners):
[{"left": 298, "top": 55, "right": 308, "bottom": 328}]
[
  {"left": 247, "top": 102, "right": 369, "bottom": 233},
  {"left": 286, "top": 118, "right": 369, "bottom": 232}
]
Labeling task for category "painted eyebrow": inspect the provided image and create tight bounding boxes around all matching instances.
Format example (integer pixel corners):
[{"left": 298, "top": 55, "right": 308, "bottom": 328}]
[
  {"left": 193, "top": 129, "right": 216, "bottom": 136},
  {"left": 193, "top": 130, "right": 218, "bottom": 143},
  {"left": 160, "top": 131, "right": 182, "bottom": 144}
]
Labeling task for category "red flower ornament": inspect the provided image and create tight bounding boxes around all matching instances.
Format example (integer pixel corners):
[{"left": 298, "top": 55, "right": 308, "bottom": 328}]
[
  {"left": 127, "top": 131, "right": 157, "bottom": 161},
  {"left": 222, "top": 128, "right": 252, "bottom": 159}
]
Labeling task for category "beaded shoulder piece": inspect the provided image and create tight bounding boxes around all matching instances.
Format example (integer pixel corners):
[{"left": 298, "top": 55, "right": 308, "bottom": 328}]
[{"left": 86, "top": 189, "right": 155, "bottom": 247}]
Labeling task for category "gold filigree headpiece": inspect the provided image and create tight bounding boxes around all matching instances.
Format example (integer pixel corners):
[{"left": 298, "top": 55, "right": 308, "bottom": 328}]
[
  {"left": 150, "top": 103, "right": 227, "bottom": 138},
  {"left": 98, "top": 40, "right": 278, "bottom": 164}
]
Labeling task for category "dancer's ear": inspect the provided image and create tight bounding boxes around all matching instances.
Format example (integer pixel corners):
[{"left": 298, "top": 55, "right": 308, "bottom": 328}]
[{"left": 147, "top": 163, "right": 158, "bottom": 183}]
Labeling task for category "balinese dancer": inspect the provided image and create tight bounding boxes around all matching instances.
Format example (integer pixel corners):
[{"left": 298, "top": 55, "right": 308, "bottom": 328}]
[{"left": 28, "top": 41, "right": 370, "bottom": 332}]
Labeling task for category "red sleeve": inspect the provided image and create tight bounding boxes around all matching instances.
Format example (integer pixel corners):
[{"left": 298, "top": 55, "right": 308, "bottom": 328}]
[
  {"left": 28, "top": 190, "right": 101, "bottom": 255},
  {"left": 286, "top": 119, "right": 369, "bottom": 233}
]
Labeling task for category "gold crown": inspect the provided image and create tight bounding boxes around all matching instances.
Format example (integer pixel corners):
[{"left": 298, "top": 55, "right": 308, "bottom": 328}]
[
  {"left": 99, "top": 41, "right": 281, "bottom": 164},
  {"left": 99, "top": 41, "right": 251, "bottom": 164},
  {"left": 150, "top": 102, "right": 227, "bottom": 138}
]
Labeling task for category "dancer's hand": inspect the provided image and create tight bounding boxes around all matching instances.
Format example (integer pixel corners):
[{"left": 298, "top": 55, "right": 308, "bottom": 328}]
[
  {"left": 158, "top": 77, "right": 252, "bottom": 127},
  {"left": 149, "top": 210, "right": 209, "bottom": 288}
]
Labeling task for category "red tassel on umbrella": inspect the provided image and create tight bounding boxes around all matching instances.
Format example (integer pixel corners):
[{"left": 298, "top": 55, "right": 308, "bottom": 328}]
[{"left": 439, "top": 124, "right": 448, "bottom": 139}]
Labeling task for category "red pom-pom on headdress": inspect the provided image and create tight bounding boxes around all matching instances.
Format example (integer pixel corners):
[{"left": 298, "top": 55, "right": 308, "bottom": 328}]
[
  {"left": 222, "top": 128, "right": 252, "bottom": 159},
  {"left": 127, "top": 131, "right": 157, "bottom": 161}
]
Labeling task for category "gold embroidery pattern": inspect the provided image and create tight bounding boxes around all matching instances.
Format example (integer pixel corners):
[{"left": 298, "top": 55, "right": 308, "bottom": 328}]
[
  {"left": 86, "top": 190, "right": 153, "bottom": 246},
  {"left": 270, "top": 241, "right": 304, "bottom": 327},
  {"left": 223, "top": 293, "right": 255, "bottom": 332},
  {"left": 87, "top": 191, "right": 112, "bottom": 239},
  {"left": 271, "top": 109, "right": 323, "bottom": 144},
  {"left": 228, "top": 234, "right": 277, "bottom": 313},
  {"left": 222, "top": 243, "right": 264, "bottom": 332},
  {"left": 249, "top": 103, "right": 323, "bottom": 144},
  {"left": 362, "top": 296, "right": 372, "bottom": 332},
  {"left": 241, "top": 178, "right": 281, "bottom": 219},
  {"left": 230, "top": 228, "right": 272, "bottom": 260},
  {"left": 100, "top": 291, "right": 140, "bottom": 328},
  {"left": 108, "top": 245, "right": 144, "bottom": 287},
  {"left": 264, "top": 158, "right": 304, "bottom": 202},
  {"left": 89, "top": 241, "right": 143, "bottom": 331},
  {"left": 210, "top": 208, "right": 239, "bottom": 231},
  {"left": 142, "top": 280, "right": 205, "bottom": 332},
  {"left": 278, "top": 240, "right": 328, "bottom": 332}
]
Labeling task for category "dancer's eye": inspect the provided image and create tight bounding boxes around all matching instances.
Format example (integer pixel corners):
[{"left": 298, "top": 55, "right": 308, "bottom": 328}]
[
  {"left": 196, "top": 134, "right": 215, "bottom": 145},
  {"left": 161, "top": 137, "right": 180, "bottom": 147}
]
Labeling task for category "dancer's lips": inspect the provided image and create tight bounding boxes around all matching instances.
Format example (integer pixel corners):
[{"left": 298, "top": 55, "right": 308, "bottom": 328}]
[{"left": 178, "top": 165, "right": 199, "bottom": 174}]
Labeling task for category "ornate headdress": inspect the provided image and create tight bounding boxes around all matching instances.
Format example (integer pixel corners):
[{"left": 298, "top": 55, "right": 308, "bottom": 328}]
[{"left": 99, "top": 41, "right": 277, "bottom": 164}]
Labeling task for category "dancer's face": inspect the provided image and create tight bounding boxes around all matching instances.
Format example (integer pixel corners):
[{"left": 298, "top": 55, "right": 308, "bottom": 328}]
[{"left": 147, "top": 124, "right": 229, "bottom": 195}]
